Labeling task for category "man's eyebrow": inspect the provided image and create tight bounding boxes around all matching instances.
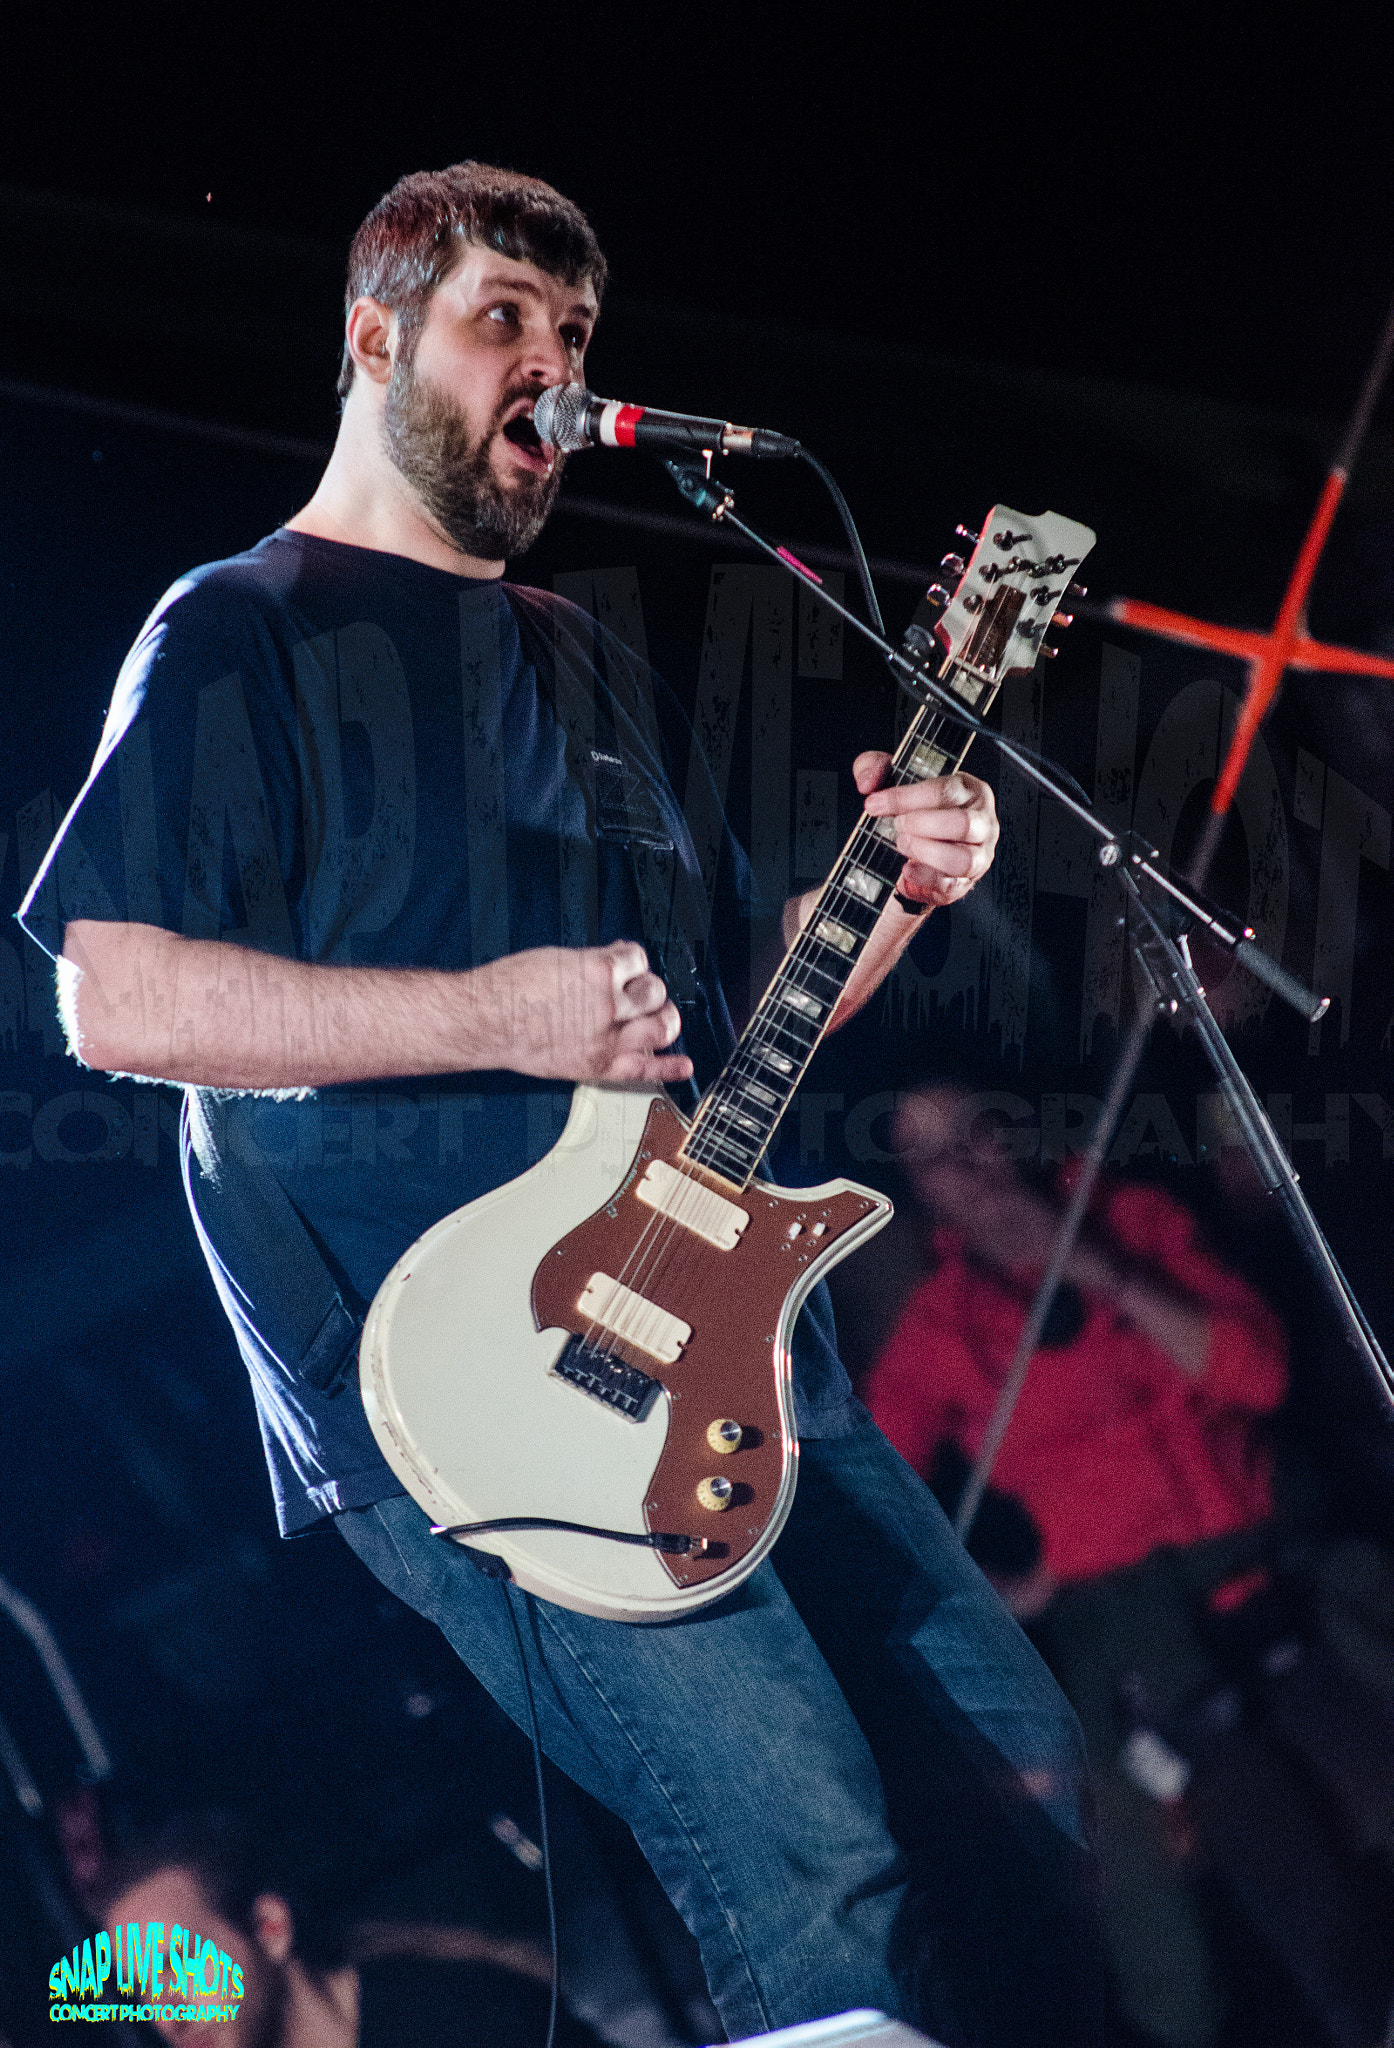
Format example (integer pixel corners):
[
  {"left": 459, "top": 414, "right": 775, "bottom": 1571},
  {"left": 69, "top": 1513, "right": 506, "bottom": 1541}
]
[{"left": 473, "top": 273, "right": 596, "bottom": 321}]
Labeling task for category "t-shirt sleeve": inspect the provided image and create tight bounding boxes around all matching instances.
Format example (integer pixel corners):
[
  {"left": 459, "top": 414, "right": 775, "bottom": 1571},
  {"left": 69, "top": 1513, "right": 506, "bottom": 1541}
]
[{"left": 18, "top": 572, "right": 305, "bottom": 964}]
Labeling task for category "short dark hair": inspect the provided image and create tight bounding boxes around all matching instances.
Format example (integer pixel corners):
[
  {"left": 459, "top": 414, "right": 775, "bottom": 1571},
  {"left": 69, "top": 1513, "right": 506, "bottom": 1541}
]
[
  {"left": 92, "top": 1811, "right": 262, "bottom": 1932},
  {"left": 92, "top": 1811, "right": 344, "bottom": 1967},
  {"left": 336, "top": 161, "right": 607, "bottom": 400}
]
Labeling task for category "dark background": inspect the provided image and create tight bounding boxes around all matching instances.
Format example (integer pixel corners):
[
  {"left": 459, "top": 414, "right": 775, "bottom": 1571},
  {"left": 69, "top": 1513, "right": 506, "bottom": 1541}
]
[{"left": 4, "top": 11, "right": 1394, "bottom": 2044}]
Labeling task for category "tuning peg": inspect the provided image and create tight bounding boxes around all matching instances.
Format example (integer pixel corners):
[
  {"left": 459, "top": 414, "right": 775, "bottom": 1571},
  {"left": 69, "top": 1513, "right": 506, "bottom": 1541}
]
[
  {"left": 1039, "top": 643, "right": 1061, "bottom": 659},
  {"left": 1068, "top": 581, "right": 1088, "bottom": 598},
  {"left": 939, "top": 553, "right": 967, "bottom": 579},
  {"left": 924, "top": 583, "right": 953, "bottom": 607},
  {"left": 955, "top": 524, "right": 980, "bottom": 544},
  {"left": 1052, "top": 612, "right": 1075, "bottom": 629}
]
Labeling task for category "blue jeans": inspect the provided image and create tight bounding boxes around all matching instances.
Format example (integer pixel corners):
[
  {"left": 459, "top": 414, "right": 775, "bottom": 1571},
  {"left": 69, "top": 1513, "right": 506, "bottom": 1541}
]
[{"left": 337, "top": 1412, "right": 1103, "bottom": 2046}]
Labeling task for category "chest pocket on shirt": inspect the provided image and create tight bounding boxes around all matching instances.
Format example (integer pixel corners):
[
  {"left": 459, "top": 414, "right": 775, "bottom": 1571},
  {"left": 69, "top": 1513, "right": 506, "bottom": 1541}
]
[
  {"left": 587, "top": 742, "right": 715, "bottom": 1084},
  {"left": 590, "top": 747, "right": 674, "bottom": 853}
]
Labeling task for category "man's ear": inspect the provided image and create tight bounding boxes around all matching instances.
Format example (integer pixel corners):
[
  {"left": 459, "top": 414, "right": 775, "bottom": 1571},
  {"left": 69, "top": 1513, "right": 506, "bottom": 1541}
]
[
  {"left": 343, "top": 298, "right": 397, "bottom": 388},
  {"left": 251, "top": 1892, "right": 296, "bottom": 1964}
]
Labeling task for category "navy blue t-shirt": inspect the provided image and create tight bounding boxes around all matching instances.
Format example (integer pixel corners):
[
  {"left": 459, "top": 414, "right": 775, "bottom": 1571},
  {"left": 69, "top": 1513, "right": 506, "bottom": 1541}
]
[{"left": 20, "top": 530, "right": 854, "bottom": 1532}]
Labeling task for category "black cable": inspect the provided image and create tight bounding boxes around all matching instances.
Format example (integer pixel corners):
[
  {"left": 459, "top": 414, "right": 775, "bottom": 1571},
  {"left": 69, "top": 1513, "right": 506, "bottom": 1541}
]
[
  {"left": 670, "top": 460, "right": 1100, "bottom": 819},
  {"left": 500, "top": 1580, "right": 559, "bottom": 2048},
  {"left": 796, "top": 451, "right": 1096, "bottom": 806},
  {"left": 431, "top": 1515, "right": 707, "bottom": 1556},
  {"left": 797, "top": 447, "right": 888, "bottom": 637}
]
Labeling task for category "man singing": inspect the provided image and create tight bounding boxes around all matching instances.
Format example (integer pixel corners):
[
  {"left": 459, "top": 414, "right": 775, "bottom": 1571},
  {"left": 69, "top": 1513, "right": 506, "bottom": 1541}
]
[{"left": 23, "top": 162, "right": 1103, "bottom": 2045}]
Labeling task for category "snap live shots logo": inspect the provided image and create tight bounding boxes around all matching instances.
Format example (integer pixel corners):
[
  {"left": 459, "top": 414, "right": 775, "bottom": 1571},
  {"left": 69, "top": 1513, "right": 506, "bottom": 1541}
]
[{"left": 48, "top": 1921, "right": 243, "bottom": 2024}]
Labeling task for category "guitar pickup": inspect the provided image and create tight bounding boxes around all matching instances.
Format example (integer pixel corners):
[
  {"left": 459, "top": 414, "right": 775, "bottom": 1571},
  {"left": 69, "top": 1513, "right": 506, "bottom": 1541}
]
[
  {"left": 635, "top": 1158, "right": 750, "bottom": 1250},
  {"left": 577, "top": 1272, "right": 691, "bottom": 1365},
  {"left": 552, "top": 1336, "right": 661, "bottom": 1421}
]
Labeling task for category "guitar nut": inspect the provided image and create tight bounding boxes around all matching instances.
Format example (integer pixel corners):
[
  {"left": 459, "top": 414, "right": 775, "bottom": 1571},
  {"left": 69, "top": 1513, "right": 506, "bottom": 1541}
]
[
  {"left": 696, "top": 1475, "right": 734, "bottom": 1512},
  {"left": 707, "top": 1419, "right": 743, "bottom": 1454}
]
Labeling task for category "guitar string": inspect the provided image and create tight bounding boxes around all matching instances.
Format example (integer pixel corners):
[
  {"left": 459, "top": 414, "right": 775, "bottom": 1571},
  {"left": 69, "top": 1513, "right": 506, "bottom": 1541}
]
[
  {"left": 609, "top": 673, "right": 973, "bottom": 1335},
  {"left": 668, "top": 540, "right": 1079, "bottom": 1188},
  {"left": 678, "top": 683, "right": 967, "bottom": 1181},
  {"left": 569, "top": 684, "right": 969, "bottom": 1369},
  {"left": 564, "top": 821, "right": 926, "bottom": 1416},
  {"left": 614, "top": 649, "right": 1013, "bottom": 1345},
  {"left": 566, "top": 622, "right": 1017, "bottom": 1474},
  {"left": 582, "top": 680, "right": 971, "bottom": 1375},
  {"left": 618, "top": 691, "right": 952, "bottom": 1323},
  {"left": 561, "top": 650, "right": 1026, "bottom": 1559}
]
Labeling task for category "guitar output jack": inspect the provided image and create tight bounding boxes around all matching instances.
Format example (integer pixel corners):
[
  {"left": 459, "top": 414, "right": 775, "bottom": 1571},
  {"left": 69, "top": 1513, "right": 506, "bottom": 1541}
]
[
  {"left": 707, "top": 1419, "right": 743, "bottom": 1454},
  {"left": 695, "top": 1476, "right": 734, "bottom": 1512}
]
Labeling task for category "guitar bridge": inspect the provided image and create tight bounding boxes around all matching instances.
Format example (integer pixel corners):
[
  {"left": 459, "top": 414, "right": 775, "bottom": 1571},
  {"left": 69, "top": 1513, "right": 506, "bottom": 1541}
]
[{"left": 551, "top": 1337, "right": 662, "bottom": 1422}]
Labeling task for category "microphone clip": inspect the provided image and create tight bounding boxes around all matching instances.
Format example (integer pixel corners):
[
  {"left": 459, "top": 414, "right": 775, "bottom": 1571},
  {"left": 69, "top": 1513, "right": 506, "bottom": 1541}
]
[{"left": 665, "top": 459, "right": 734, "bottom": 521}]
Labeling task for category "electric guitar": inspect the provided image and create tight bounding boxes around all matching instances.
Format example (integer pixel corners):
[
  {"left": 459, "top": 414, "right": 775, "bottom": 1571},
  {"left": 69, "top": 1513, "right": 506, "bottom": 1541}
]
[{"left": 360, "top": 506, "right": 1096, "bottom": 1620}]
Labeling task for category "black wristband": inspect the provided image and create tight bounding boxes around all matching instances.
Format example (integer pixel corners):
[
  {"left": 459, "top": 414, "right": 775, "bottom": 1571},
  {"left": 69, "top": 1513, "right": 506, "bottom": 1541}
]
[{"left": 893, "top": 890, "right": 930, "bottom": 916}]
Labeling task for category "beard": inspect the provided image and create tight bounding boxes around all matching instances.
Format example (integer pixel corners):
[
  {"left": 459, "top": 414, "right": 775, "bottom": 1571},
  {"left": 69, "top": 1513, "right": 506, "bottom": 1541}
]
[{"left": 382, "top": 362, "right": 564, "bottom": 561}]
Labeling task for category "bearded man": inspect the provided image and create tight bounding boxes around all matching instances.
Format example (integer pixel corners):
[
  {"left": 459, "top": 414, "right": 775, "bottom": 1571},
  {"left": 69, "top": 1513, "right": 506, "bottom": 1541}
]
[{"left": 23, "top": 163, "right": 1104, "bottom": 2046}]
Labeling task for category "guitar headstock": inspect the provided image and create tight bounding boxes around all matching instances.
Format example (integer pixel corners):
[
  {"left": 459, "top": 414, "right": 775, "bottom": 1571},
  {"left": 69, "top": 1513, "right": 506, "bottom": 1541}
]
[{"left": 922, "top": 506, "right": 1097, "bottom": 687}]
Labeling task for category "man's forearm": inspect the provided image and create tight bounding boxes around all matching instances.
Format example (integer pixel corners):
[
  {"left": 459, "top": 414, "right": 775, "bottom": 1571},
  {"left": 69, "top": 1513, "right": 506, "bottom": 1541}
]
[
  {"left": 1068, "top": 1241, "right": 1211, "bottom": 1378},
  {"left": 781, "top": 886, "right": 928, "bottom": 1031},
  {"left": 63, "top": 920, "right": 517, "bottom": 1089},
  {"left": 60, "top": 920, "right": 693, "bottom": 1092}
]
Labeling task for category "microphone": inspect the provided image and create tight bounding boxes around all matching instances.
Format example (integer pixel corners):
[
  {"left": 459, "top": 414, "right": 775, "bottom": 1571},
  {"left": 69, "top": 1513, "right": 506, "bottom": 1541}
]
[{"left": 533, "top": 384, "right": 801, "bottom": 460}]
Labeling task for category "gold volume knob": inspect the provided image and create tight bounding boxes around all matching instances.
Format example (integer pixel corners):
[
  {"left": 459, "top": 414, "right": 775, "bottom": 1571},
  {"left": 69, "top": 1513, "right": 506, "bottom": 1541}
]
[
  {"left": 695, "top": 1476, "right": 734, "bottom": 1513},
  {"left": 706, "top": 1419, "right": 743, "bottom": 1454}
]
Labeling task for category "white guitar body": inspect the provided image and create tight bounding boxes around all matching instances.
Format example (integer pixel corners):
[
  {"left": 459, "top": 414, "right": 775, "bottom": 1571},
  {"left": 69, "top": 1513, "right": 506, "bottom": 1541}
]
[
  {"left": 360, "top": 506, "right": 1096, "bottom": 1624},
  {"left": 360, "top": 1083, "right": 891, "bottom": 1621}
]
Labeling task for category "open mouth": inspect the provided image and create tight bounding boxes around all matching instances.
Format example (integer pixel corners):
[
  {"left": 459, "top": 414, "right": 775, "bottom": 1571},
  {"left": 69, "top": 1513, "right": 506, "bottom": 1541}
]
[
  {"left": 499, "top": 401, "right": 557, "bottom": 476},
  {"left": 503, "top": 412, "right": 545, "bottom": 453}
]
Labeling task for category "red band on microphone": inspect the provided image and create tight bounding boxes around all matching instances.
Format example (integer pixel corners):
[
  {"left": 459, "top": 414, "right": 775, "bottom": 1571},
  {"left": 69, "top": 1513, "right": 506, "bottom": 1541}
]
[{"left": 612, "top": 404, "right": 644, "bottom": 447}]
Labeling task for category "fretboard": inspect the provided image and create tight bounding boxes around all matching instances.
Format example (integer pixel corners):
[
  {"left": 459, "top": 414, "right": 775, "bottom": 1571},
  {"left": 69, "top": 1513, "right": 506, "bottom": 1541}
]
[{"left": 678, "top": 647, "right": 1003, "bottom": 1189}]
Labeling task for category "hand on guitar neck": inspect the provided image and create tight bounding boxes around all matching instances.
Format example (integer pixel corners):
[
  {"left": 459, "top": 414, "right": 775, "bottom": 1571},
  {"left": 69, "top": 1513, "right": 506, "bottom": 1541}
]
[
  {"left": 853, "top": 752, "right": 999, "bottom": 910},
  {"left": 781, "top": 752, "right": 999, "bottom": 1029}
]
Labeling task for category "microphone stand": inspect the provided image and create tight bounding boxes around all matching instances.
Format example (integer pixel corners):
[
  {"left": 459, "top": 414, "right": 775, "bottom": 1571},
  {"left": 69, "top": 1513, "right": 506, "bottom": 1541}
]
[{"left": 661, "top": 461, "right": 1394, "bottom": 1541}]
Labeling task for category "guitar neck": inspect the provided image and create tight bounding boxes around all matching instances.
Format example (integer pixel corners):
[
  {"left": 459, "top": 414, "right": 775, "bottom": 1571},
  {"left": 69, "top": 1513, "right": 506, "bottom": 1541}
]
[{"left": 678, "top": 649, "right": 1006, "bottom": 1190}]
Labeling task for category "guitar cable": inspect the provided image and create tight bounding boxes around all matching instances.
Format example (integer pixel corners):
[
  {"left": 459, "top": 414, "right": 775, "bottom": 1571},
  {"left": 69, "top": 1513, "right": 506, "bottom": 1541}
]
[
  {"left": 455, "top": 1541, "right": 560, "bottom": 2048},
  {"left": 431, "top": 1515, "right": 710, "bottom": 1555},
  {"left": 435, "top": 1517, "right": 714, "bottom": 2046},
  {"left": 503, "top": 1581, "right": 559, "bottom": 2048}
]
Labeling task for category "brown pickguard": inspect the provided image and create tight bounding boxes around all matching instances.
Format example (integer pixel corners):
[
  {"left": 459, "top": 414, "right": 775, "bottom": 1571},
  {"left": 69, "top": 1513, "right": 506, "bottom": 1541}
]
[{"left": 530, "top": 1094, "right": 885, "bottom": 1587}]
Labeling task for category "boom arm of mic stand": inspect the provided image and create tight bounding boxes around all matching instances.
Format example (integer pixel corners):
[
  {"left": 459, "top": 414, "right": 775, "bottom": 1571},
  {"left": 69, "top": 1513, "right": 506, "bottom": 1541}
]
[
  {"left": 664, "top": 458, "right": 1328, "bottom": 1023},
  {"left": 1123, "top": 835, "right": 1330, "bottom": 1023}
]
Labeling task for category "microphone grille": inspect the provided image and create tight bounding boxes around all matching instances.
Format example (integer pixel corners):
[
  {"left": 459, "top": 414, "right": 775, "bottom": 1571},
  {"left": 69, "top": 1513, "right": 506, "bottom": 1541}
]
[{"left": 533, "top": 383, "right": 592, "bottom": 453}]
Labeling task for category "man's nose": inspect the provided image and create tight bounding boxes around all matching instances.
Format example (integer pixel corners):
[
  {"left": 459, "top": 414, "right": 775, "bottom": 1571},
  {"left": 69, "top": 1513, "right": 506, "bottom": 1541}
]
[{"left": 523, "top": 328, "right": 576, "bottom": 392}]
